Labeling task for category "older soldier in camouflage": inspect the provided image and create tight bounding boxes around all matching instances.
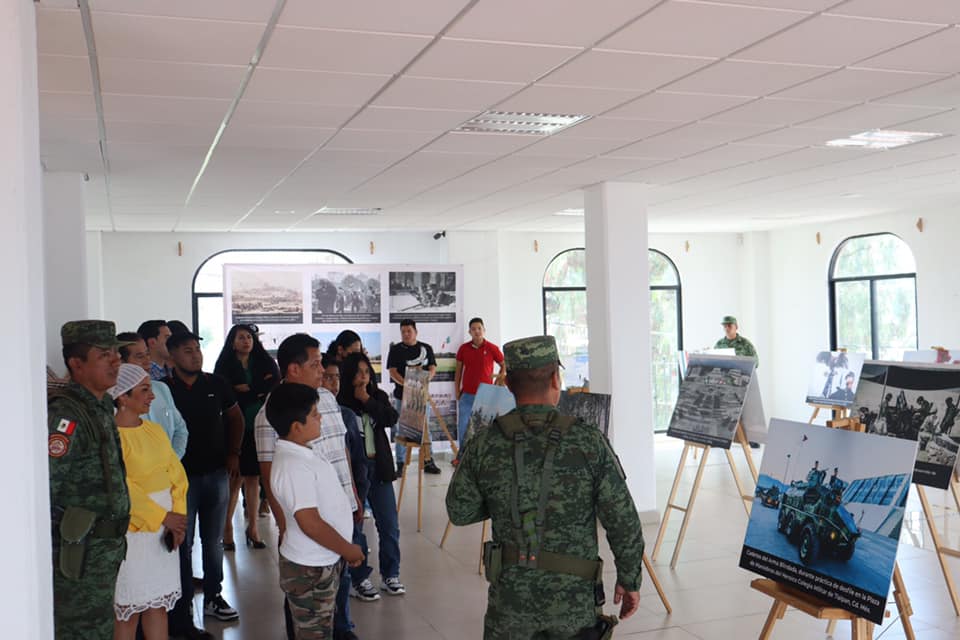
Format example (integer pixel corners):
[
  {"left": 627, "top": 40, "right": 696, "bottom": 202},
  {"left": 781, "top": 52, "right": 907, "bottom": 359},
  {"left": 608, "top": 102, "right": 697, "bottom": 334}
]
[
  {"left": 446, "top": 335, "right": 644, "bottom": 639},
  {"left": 714, "top": 315, "right": 759, "bottom": 367},
  {"left": 49, "top": 321, "right": 133, "bottom": 640}
]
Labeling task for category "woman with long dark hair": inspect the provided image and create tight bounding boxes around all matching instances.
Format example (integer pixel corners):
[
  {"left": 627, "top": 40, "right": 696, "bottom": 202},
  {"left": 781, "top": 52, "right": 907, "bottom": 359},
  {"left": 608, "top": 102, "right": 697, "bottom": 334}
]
[
  {"left": 324, "top": 329, "right": 363, "bottom": 364},
  {"left": 336, "top": 352, "right": 407, "bottom": 597},
  {"left": 214, "top": 324, "right": 280, "bottom": 549}
]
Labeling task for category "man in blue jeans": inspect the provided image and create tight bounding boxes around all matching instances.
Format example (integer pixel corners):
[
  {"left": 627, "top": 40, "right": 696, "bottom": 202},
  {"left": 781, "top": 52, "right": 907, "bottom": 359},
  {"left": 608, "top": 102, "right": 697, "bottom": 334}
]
[
  {"left": 454, "top": 317, "right": 505, "bottom": 456},
  {"left": 165, "top": 331, "right": 244, "bottom": 639}
]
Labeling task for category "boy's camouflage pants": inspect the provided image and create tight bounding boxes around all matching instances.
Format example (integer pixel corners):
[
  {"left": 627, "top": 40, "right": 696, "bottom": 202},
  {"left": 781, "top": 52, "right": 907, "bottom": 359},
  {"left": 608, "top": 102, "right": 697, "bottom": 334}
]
[{"left": 279, "top": 555, "right": 343, "bottom": 640}]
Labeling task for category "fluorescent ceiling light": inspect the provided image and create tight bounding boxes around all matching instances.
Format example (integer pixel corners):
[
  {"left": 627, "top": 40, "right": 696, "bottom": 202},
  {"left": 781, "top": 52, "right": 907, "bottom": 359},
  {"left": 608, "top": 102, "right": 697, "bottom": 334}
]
[
  {"left": 313, "top": 207, "right": 383, "bottom": 216},
  {"left": 456, "top": 111, "right": 590, "bottom": 136},
  {"left": 554, "top": 208, "right": 584, "bottom": 217},
  {"left": 825, "top": 129, "right": 943, "bottom": 150}
]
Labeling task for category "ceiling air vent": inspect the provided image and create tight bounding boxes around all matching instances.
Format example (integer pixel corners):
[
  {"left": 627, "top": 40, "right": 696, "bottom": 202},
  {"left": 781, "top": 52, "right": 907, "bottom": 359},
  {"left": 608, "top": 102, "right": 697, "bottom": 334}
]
[
  {"left": 456, "top": 111, "right": 590, "bottom": 136},
  {"left": 313, "top": 207, "right": 383, "bottom": 216}
]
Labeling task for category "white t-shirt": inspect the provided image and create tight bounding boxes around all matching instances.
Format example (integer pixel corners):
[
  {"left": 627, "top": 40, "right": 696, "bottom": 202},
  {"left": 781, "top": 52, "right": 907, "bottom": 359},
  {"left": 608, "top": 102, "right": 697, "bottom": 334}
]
[{"left": 271, "top": 439, "right": 353, "bottom": 567}]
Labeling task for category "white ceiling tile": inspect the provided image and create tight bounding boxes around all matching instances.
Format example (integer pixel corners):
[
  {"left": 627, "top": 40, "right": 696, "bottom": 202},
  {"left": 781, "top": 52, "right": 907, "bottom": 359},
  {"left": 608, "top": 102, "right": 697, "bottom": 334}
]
[
  {"left": 279, "top": 0, "right": 471, "bottom": 35},
  {"left": 102, "top": 94, "right": 230, "bottom": 124},
  {"left": 665, "top": 60, "right": 830, "bottom": 96},
  {"left": 605, "top": 91, "right": 752, "bottom": 121},
  {"left": 424, "top": 132, "right": 536, "bottom": 154},
  {"left": 555, "top": 117, "right": 679, "bottom": 140},
  {"left": 621, "top": 144, "right": 797, "bottom": 183},
  {"left": 706, "top": 98, "right": 850, "bottom": 125},
  {"left": 407, "top": 38, "right": 578, "bottom": 83},
  {"left": 496, "top": 84, "right": 640, "bottom": 116},
  {"left": 891, "top": 109, "right": 960, "bottom": 134},
  {"left": 39, "top": 91, "right": 97, "bottom": 119},
  {"left": 515, "top": 135, "right": 626, "bottom": 158},
  {"left": 601, "top": 1, "right": 807, "bottom": 58},
  {"left": 245, "top": 68, "right": 388, "bottom": 105},
  {"left": 326, "top": 129, "right": 439, "bottom": 152},
  {"left": 231, "top": 100, "right": 356, "bottom": 128},
  {"left": 89, "top": 0, "right": 276, "bottom": 22},
  {"left": 878, "top": 76, "right": 960, "bottom": 108},
  {"left": 106, "top": 121, "right": 217, "bottom": 146},
  {"left": 541, "top": 50, "right": 713, "bottom": 91},
  {"left": 738, "top": 126, "right": 854, "bottom": 146},
  {"left": 37, "top": 8, "right": 86, "bottom": 56},
  {"left": 831, "top": 0, "right": 960, "bottom": 24},
  {"left": 374, "top": 77, "right": 522, "bottom": 110},
  {"left": 99, "top": 58, "right": 247, "bottom": 99},
  {"left": 40, "top": 142, "right": 104, "bottom": 170},
  {"left": 40, "top": 117, "right": 100, "bottom": 144},
  {"left": 796, "top": 103, "right": 950, "bottom": 131},
  {"left": 348, "top": 107, "right": 476, "bottom": 132},
  {"left": 775, "top": 68, "right": 944, "bottom": 102},
  {"left": 38, "top": 55, "right": 92, "bottom": 93},
  {"left": 858, "top": 28, "right": 960, "bottom": 74},
  {"left": 94, "top": 13, "right": 265, "bottom": 65},
  {"left": 612, "top": 121, "right": 775, "bottom": 158},
  {"left": 448, "top": 0, "right": 659, "bottom": 47},
  {"left": 219, "top": 125, "right": 338, "bottom": 150},
  {"left": 260, "top": 26, "right": 429, "bottom": 74},
  {"left": 694, "top": 0, "right": 836, "bottom": 9}
]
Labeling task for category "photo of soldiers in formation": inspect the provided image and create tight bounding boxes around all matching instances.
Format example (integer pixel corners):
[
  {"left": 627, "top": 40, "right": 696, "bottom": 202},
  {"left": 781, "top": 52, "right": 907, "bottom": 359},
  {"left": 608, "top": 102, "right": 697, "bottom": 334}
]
[
  {"left": 230, "top": 270, "right": 303, "bottom": 323},
  {"left": 558, "top": 391, "right": 612, "bottom": 436},
  {"left": 397, "top": 368, "right": 430, "bottom": 442},
  {"left": 667, "top": 355, "right": 755, "bottom": 448},
  {"left": 311, "top": 272, "right": 381, "bottom": 323},
  {"left": 463, "top": 383, "right": 515, "bottom": 442},
  {"left": 805, "top": 350, "right": 865, "bottom": 407}
]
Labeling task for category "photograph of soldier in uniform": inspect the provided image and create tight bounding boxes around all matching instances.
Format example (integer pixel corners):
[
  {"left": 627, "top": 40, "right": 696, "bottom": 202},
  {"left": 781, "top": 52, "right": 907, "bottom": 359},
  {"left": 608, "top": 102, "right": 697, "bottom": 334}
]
[
  {"left": 805, "top": 351, "right": 866, "bottom": 407},
  {"left": 558, "top": 391, "right": 612, "bottom": 436},
  {"left": 230, "top": 268, "right": 304, "bottom": 324},
  {"left": 667, "top": 354, "right": 755, "bottom": 448},
  {"left": 388, "top": 271, "right": 457, "bottom": 323},
  {"left": 740, "top": 419, "right": 917, "bottom": 625},
  {"left": 311, "top": 271, "right": 381, "bottom": 324},
  {"left": 854, "top": 363, "right": 960, "bottom": 489}
]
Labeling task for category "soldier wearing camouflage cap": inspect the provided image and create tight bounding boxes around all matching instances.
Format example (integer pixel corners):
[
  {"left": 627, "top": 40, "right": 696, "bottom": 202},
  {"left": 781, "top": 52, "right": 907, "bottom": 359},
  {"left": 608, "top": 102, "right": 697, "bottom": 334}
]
[
  {"left": 446, "top": 335, "right": 645, "bottom": 639},
  {"left": 49, "top": 321, "right": 134, "bottom": 639},
  {"left": 715, "top": 315, "right": 759, "bottom": 367}
]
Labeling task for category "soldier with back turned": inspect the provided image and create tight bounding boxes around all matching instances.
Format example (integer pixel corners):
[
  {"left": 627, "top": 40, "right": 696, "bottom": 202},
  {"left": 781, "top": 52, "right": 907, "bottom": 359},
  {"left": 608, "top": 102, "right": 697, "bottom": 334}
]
[{"left": 446, "top": 335, "right": 644, "bottom": 639}]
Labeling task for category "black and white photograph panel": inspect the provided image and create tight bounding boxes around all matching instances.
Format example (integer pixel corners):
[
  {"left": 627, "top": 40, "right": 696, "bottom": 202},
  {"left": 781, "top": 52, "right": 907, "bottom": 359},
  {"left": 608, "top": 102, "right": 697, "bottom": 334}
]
[
  {"left": 558, "top": 391, "right": 612, "bottom": 436},
  {"left": 388, "top": 271, "right": 457, "bottom": 323},
  {"left": 666, "top": 354, "right": 755, "bottom": 448},
  {"left": 805, "top": 351, "right": 866, "bottom": 407},
  {"left": 740, "top": 419, "right": 917, "bottom": 625},
  {"left": 230, "top": 268, "right": 304, "bottom": 325},
  {"left": 311, "top": 271, "right": 381, "bottom": 324}
]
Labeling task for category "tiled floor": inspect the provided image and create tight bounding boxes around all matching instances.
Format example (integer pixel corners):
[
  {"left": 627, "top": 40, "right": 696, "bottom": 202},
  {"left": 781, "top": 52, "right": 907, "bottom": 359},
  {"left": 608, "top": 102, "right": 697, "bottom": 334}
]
[{"left": 189, "top": 435, "right": 960, "bottom": 639}]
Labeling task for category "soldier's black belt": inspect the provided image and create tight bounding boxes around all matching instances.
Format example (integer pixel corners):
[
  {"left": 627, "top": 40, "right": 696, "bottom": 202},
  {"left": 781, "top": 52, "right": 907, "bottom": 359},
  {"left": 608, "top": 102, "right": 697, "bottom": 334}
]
[
  {"left": 89, "top": 516, "right": 130, "bottom": 539},
  {"left": 501, "top": 543, "right": 600, "bottom": 581}
]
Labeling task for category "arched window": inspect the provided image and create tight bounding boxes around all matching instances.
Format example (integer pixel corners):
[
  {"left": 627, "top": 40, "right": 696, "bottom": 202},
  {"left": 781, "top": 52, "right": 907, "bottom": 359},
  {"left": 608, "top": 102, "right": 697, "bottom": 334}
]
[
  {"left": 829, "top": 234, "right": 917, "bottom": 360},
  {"left": 193, "top": 249, "right": 351, "bottom": 362},
  {"left": 649, "top": 250, "right": 683, "bottom": 430},
  {"left": 542, "top": 248, "right": 588, "bottom": 388}
]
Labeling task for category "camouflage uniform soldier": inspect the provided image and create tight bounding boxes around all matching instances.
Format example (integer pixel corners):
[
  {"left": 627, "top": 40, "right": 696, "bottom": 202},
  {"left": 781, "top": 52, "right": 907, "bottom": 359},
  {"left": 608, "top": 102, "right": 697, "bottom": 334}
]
[
  {"left": 49, "top": 321, "right": 133, "bottom": 639},
  {"left": 714, "top": 315, "right": 759, "bottom": 367},
  {"left": 446, "top": 336, "right": 644, "bottom": 639}
]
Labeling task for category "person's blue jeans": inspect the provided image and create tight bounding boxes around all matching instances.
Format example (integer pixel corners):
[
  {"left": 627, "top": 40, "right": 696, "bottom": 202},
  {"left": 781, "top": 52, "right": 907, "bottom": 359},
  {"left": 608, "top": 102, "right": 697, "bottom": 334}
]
[
  {"left": 169, "top": 469, "right": 229, "bottom": 631},
  {"left": 333, "top": 558, "right": 353, "bottom": 633},
  {"left": 394, "top": 397, "right": 432, "bottom": 463},
  {"left": 353, "top": 457, "right": 401, "bottom": 583},
  {"left": 457, "top": 392, "right": 475, "bottom": 447}
]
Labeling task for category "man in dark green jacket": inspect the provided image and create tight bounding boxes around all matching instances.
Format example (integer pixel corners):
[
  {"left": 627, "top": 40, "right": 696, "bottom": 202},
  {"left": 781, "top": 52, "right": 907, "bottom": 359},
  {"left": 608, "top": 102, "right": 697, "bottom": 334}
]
[{"left": 715, "top": 315, "right": 758, "bottom": 367}]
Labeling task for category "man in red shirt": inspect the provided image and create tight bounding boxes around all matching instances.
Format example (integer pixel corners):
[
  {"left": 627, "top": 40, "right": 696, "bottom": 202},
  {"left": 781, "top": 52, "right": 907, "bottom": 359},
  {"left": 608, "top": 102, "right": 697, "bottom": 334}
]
[{"left": 455, "top": 318, "right": 506, "bottom": 451}]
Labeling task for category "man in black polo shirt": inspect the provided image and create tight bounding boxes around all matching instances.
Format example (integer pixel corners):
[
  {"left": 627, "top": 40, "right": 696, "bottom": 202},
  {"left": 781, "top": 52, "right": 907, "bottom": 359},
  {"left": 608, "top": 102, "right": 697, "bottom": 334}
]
[
  {"left": 165, "top": 331, "right": 244, "bottom": 638},
  {"left": 386, "top": 319, "right": 440, "bottom": 475}
]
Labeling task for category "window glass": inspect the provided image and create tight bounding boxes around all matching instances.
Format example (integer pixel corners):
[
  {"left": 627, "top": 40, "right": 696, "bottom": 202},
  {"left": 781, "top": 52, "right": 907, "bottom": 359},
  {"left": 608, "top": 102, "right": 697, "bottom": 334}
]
[
  {"left": 544, "top": 289, "right": 589, "bottom": 388},
  {"left": 543, "top": 249, "right": 586, "bottom": 288},
  {"left": 875, "top": 278, "right": 917, "bottom": 361},
  {"left": 649, "top": 250, "right": 679, "bottom": 287},
  {"left": 833, "top": 235, "right": 916, "bottom": 278}
]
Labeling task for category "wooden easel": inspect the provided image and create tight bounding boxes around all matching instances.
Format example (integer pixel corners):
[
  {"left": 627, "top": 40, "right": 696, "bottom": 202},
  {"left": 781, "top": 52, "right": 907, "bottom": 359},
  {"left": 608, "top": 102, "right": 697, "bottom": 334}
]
[
  {"left": 758, "top": 416, "right": 915, "bottom": 640},
  {"left": 439, "top": 518, "right": 490, "bottom": 574},
  {"left": 807, "top": 403, "right": 849, "bottom": 424},
  {"left": 396, "top": 396, "right": 458, "bottom": 532},
  {"left": 913, "top": 475, "right": 960, "bottom": 616},
  {"left": 651, "top": 422, "right": 759, "bottom": 569}
]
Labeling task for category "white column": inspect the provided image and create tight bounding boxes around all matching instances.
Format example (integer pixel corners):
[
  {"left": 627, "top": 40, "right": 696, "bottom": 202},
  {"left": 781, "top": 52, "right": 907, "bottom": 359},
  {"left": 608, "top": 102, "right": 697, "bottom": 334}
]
[
  {"left": 584, "top": 183, "right": 656, "bottom": 517},
  {"left": 44, "top": 172, "right": 89, "bottom": 373},
  {"left": 86, "top": 230, "right": 105, "bottom": 318},
  {"left": 0, "top": 1, "right": 54, "bottom": 636}
]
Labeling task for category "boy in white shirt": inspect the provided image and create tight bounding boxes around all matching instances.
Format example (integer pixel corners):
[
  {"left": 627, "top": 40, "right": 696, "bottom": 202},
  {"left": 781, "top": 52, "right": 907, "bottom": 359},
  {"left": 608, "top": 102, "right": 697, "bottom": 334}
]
[{"left": 267, "top": 383, "right": 364, "bottom": 640}]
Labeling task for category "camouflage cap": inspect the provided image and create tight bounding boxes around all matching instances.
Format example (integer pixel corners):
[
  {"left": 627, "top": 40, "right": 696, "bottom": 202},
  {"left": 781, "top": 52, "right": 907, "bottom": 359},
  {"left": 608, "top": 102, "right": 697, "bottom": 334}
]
[
  {"left": 721, "top": 315, "right": 738, "bottom": 325},
  {"left": 61, "top": 320, "right": 134, "bottom": 349},
  {"left": 503, "top": 335, "right": 562, "bottom": 371}
]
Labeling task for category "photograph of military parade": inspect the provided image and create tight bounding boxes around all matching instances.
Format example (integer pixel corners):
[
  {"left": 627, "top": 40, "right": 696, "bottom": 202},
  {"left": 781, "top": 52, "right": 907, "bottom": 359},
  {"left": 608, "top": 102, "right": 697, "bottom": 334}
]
[
  {"left": 854, "top": 363, "right": 960, "bottom": 489},
  {"left": 666, "top": 354, "right": 755, "bottom": 448},
  {"left": 740, "top": 419, "right": 918, "bottom": 624},
  {"left": 388, "top": 271, "right": 457, "bottom": 323},
  {"left": 805, "top": 350, "right": 865, "bottom": 407},
  {"left": 558, "top": 391, "right": 612, "bottom": 436},
  {"left": 229, "top": 269, "right": 304, "bottom": 324},
  {"left": 310, "top": 271, "right": 381, "bottom": 324}
]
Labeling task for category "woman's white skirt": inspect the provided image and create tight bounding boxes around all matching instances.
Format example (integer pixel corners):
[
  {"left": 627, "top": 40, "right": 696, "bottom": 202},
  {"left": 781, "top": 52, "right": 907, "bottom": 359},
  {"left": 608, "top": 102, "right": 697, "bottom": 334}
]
[{"left": 113, "top": 490, "right": 182, "bottom": 621}]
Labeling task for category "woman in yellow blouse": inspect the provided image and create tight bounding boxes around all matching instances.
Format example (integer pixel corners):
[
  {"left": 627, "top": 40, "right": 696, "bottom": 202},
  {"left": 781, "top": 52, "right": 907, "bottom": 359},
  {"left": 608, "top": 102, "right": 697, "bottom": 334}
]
[{"left": 110, "top": 363, "right": 189, "bottom": 640}]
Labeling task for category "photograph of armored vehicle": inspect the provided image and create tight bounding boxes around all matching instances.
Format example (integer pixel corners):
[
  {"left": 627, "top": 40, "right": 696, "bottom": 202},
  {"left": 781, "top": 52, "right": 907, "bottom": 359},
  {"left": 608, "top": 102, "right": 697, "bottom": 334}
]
[{"left": 777, "top": 474, "right": 860, "bottom": 565}]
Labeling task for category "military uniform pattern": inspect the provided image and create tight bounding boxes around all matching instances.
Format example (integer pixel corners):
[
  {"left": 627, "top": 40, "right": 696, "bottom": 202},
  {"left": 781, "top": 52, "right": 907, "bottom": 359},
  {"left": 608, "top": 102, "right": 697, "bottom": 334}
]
[
  {"left": 48, "top": 383, "right": 131, "bottom": 640},
  {"left": 447, "top": 405, "right": 644, "bottom": 640},
  {"left": 279, "top": 556, "right": 343, "bottom": 640},
  {"left": 714, "top": 335, "right": 759, "bottom": 366}
]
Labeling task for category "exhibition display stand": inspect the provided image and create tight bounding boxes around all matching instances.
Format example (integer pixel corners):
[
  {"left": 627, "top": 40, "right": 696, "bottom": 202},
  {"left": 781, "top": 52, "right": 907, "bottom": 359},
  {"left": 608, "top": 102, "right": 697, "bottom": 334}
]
[
  {"left": 806, "top": 403, "right": 849, "bottom": 424},
  {"left": 914, "top": 475, "right": 960, "bottom": 616},
  {"left": 652, "top": 422, "right": 759, "bottom": 569},
  {"left": 396, "top": 396, "right": 458, "bottom": 532}
]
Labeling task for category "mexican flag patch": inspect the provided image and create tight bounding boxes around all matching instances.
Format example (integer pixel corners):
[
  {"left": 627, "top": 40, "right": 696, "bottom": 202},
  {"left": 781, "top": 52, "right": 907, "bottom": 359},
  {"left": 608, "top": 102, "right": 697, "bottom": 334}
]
[{"left": 57, "top": 418, "right": 77, "bottom": 436}]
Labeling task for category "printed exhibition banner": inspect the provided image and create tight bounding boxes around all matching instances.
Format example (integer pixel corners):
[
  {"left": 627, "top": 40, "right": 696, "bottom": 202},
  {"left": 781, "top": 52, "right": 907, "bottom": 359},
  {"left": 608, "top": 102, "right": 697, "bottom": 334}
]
[
  {"left": 388, "top": 271, "right": 457, "bottom": 323},
  {"left": 854, "top": 362, "right": 960, "bottom": 489},
  {"left": 805, "top": 351, "right": 867, "bottom": 407},
  {"left": 740, "top": 418, "right": 917, "bottom": 625},
  {"left": 558, "top": 391, "right": 612, "bottom": 436},
  {"left": 229, "top": 267, "right": 304, "bottom": 324},
  {"left": 311, "top": 270, "right": 381, "bottom": 324},
  {"left": 397, "top": 368, "right": 429, "bottom": 443},
  {"left": 463, "top": 383, "right": 516, "bottom": 442},
  {"left": 667, "top": 354, "right": 756, "bottom": 448}
]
